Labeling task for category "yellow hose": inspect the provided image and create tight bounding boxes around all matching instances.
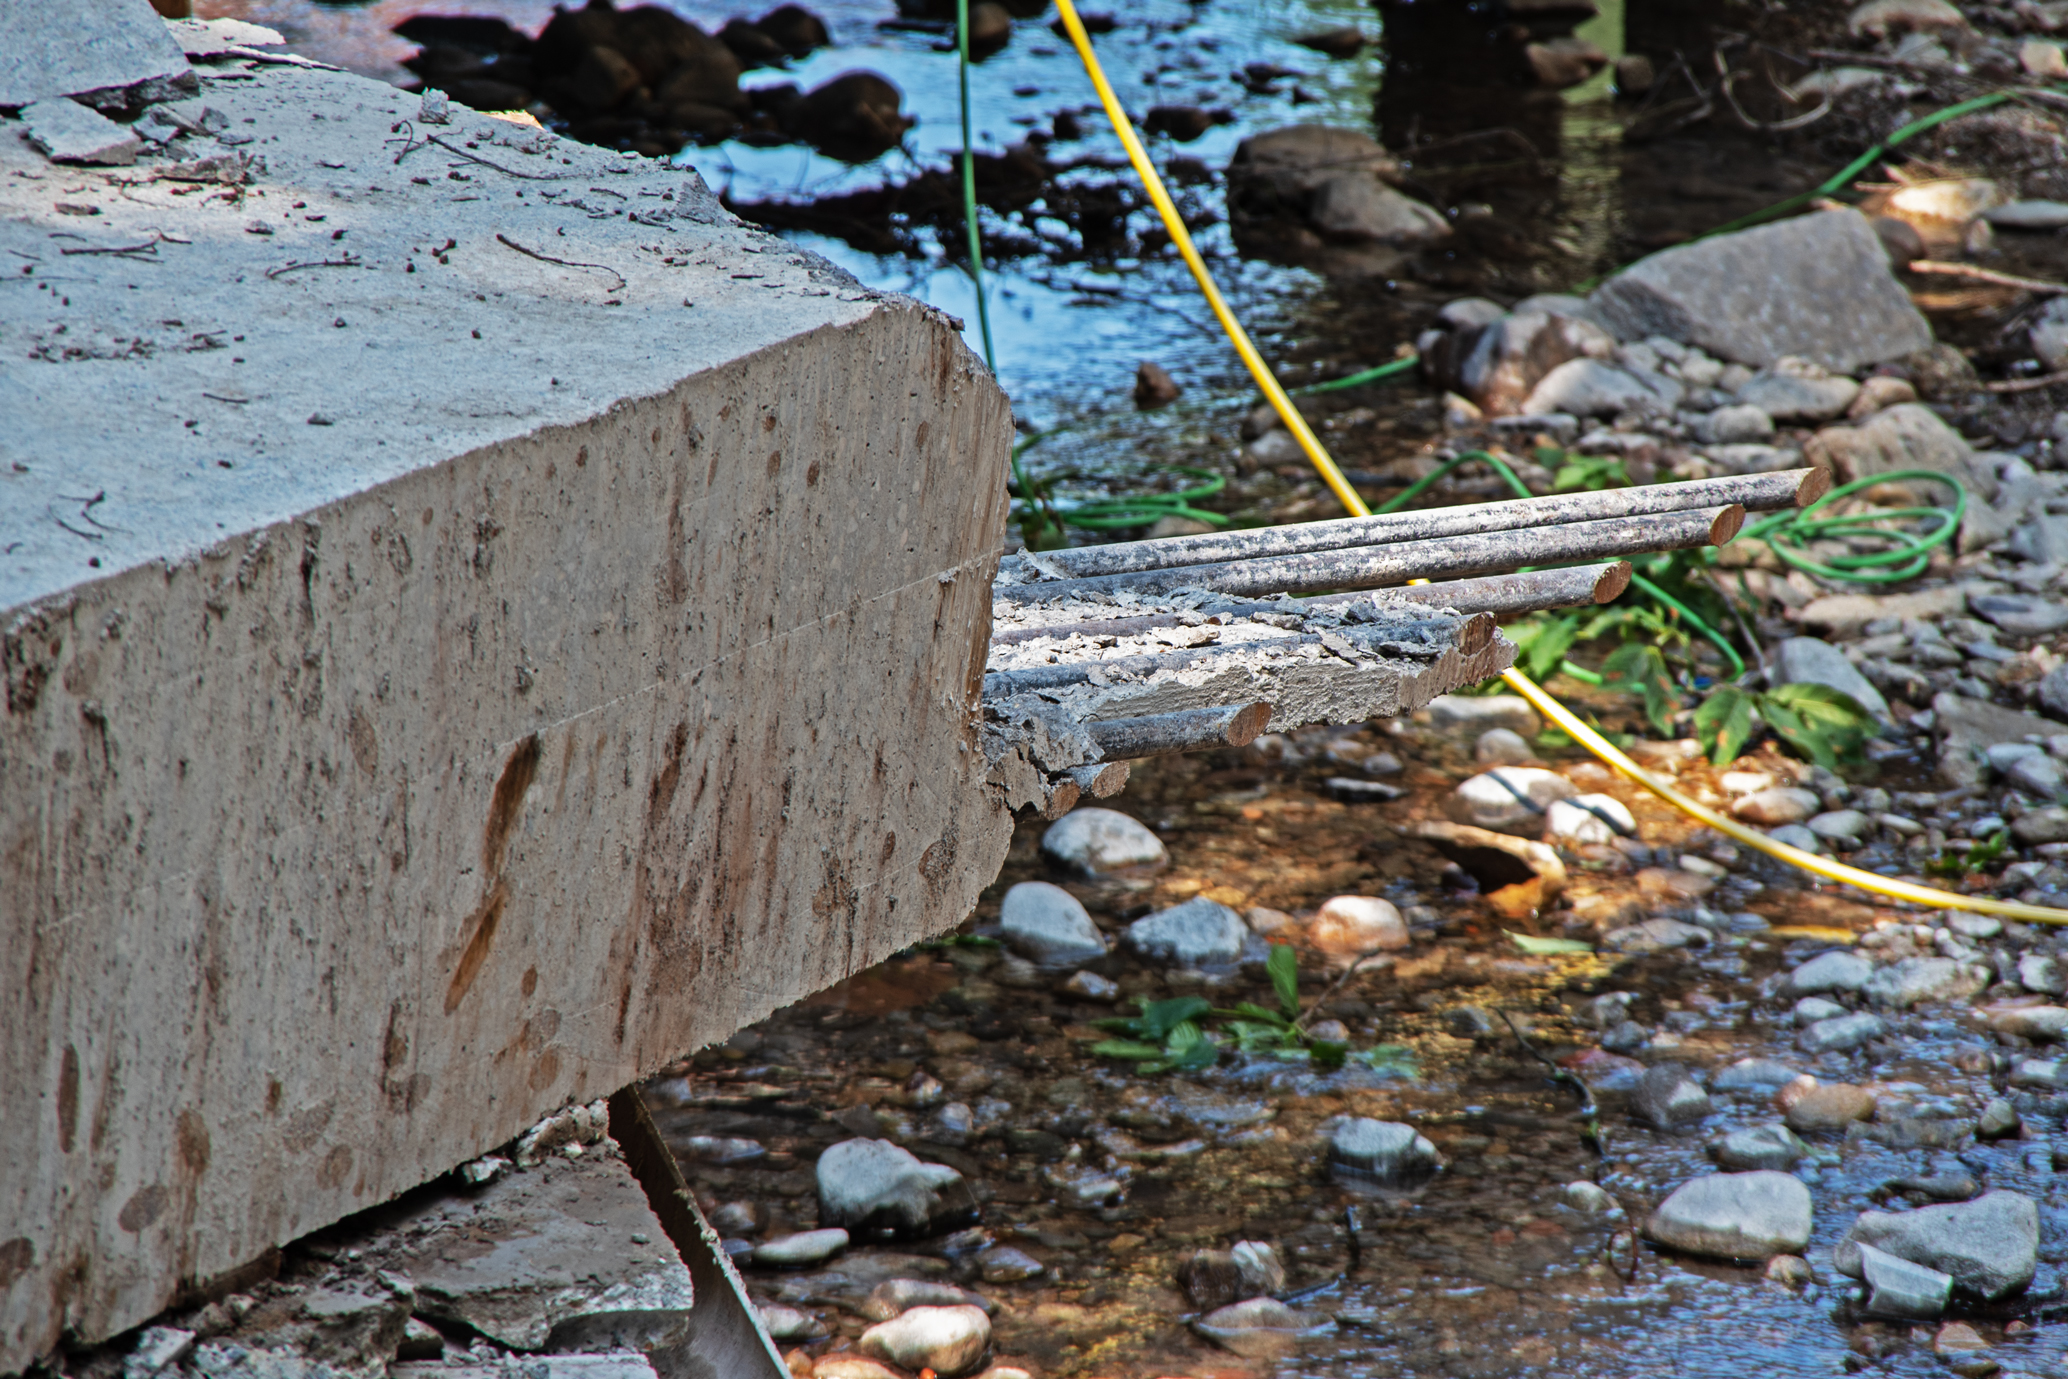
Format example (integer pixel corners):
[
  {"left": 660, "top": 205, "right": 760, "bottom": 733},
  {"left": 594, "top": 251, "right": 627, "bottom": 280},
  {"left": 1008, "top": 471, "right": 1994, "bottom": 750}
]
[{"left": 1049, "top": 0, "right": 2068, "bottom": 927}]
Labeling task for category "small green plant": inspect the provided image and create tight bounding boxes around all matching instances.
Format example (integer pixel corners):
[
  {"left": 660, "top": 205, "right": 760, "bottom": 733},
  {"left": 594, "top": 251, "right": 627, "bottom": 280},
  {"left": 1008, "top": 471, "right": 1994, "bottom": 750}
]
[
  {"left": 1692, "top": 682, "right": 1879, "bottom": 769},
  {"left": 1092, "top": 946, "right": 1415, "bottom": 1076},
  {"left": 1601, "top": 643, "right": 1681, "bottom": 738},
  {"left": 1547, "top": 450, "right": 1630, "bottom": 493},
  {"left": 1925, "top": 828, "right": 2011, "bottom": 878}
]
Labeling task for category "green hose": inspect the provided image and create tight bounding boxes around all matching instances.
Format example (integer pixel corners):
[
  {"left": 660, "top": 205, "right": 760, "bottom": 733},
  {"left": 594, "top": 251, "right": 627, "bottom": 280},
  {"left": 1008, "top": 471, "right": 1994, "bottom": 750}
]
[{"left": 1742, "top": 469, "right": 1966, "bottom": 583}]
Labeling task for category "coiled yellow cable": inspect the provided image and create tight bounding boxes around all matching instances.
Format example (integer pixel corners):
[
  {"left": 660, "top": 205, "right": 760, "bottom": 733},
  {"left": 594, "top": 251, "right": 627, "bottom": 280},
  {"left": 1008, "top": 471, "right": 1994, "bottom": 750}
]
[{"left": 1048, "top": 0, "right": 2068, "bottom": 926}]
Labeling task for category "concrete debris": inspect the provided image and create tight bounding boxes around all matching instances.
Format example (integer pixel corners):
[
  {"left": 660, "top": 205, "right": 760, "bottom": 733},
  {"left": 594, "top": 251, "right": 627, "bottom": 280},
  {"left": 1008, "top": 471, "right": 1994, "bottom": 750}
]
[
  {"left": 165, "top": 17, "right": 285, "bottom": 58},
  {"left": 390, "top": 1358, "right": 659, "bottom": 1379},
  {"left": 515, "top": 1101, "right": 611, "bottom": 1168},
  {"left": 0, "top": 0, "right": 194, "bottom": 109},
  {"left": 20, "top": 97, "right": 143, "bottom": 166}
]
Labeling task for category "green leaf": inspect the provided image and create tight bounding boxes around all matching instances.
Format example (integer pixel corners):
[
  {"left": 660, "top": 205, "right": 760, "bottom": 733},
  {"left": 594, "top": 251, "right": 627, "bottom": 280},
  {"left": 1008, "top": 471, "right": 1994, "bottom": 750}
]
[
  {"left": 1509, "top": 614, "right": 1584, "bottom": 682},
  {"left": 1761, "top": 682, "right": 1874, "bottom": 769},
  {"left": 1163, "top": 1020, "right": 1220, "bottom": 1071},
  {"left": 1267, "top": 943, "right": 1300, "bottom": 1021},
  {"left": 1309, "top": 1039, "right": 1349, "bottom": 1071},
  {"left": 1089, "top": 1039, "right": 1166, "bottom": 1061},
  {"left": 1552, "top": 453, "right": 1629, "bottom": 493},
  {"left": 1506, "top": 930, "right": 1595, "bottom": 954},
  {"left": 1098, "top": 995, "right": 1214, "bottom": 1041},
  {"left": 1219, "top": 1002, "right": 1293, "bottom": 1028},
  {"left": 1602, "top": 643, "right": 1680, "bottom": 737},
  {"left": 1693, "top": 684, "right": 1758, "bottom": 767}
]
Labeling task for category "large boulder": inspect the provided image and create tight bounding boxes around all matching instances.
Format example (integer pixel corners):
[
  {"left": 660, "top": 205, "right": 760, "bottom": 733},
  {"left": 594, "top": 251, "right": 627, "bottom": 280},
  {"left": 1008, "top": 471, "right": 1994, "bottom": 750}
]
[{"left": 1587, "top": 209, "right": 1932, "bottom": 372}]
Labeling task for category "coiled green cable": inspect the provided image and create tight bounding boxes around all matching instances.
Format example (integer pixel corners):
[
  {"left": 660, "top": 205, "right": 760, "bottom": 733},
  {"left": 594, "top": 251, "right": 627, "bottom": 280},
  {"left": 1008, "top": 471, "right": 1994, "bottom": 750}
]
[{"left": 1742, "top": 469, "right": 1967, "bottom": 584}]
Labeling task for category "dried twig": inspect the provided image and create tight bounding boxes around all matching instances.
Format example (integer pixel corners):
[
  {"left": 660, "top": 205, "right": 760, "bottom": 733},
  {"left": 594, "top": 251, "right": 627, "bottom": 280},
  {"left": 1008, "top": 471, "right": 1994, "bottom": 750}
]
[
  {"left": 1984, "top": 370, "right": 2068, "bottom": 394},
  {"left": 266, "top": 254, "right": 363, "bottom": 279},
  {"left": 59, "top": 239, "right": 165, "bottom": 259},
  {"left": 1907, "top": 259, "right": 2068, "bottom": 295},
  {"left": 495, "top": 233, "right": 625, "bottom": 294},
  {"left": 1714, "top": 48, "right": 1831, "bottom": 131},
  {"left": 426, "top": 133, "right": 566, "bottom": 181}
]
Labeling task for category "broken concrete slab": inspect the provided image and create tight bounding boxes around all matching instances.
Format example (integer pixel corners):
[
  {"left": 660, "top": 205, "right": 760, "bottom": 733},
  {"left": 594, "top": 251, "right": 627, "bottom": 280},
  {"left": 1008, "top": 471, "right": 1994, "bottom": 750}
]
[
  {"left": 0, "top": 0, "right": 194, "bottom": 108},
  {"left": 18, "top": 97, "right": 143, "bottom": 165},
  {"left": 165, "top": 18, "right": 286, "bottom": 58},
  {"left": 363, "top": 1147, "right": 694, "bottom": 1354},
  {"left": 1587, "top": 209, "right": 1932, "bottom": 372},
  {"left": 392, "top": 1359, "right": 659, "bottom": 1379},
  {"left": 0, "top": 54, "right": 1012, "bottom": 1374}
]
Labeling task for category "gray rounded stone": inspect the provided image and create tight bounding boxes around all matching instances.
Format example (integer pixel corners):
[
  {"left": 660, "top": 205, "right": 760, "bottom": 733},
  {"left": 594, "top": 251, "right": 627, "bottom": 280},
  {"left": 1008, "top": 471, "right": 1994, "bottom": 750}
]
[
  {"left": 816, "top": 1139, "right": 976, "bottom": 1237},
  {"left": 1787, "top": 949, "right": 1873, "bottom": 994},
  {"left": 753, "top": 1227, "right": 849, "bottom": 1266},
  {"left": 1835, "top": 1191, "right": 2038, "bottom": 1300},
  {"left": 1713, "top": 1124, "right": 1808, "bottom": 1171},
  {"left": 1630, "top": 1063, "right": 1713, "bottom": 1129},
  {"left": 998, "top": 881, "right": 1106, "bottom": 967},
  {"left": 1126, "top": 896, "right": 1248, "bottom": 967},
  {"left": 1326, "top": 1117, "right": 1442, "bottom": 1187},
  {"left": 1447, "top": 766, "right": 1577, "bottom": 835},
  {"left": 858, "top": 1305, "right": 991, "bottom": 1377},
  {"left": 1645, "top": 1171, "right": 1813, "bottom": 1259},
  {"left": 1039, "top": 808, "right": 1167, "bottom": 874}
]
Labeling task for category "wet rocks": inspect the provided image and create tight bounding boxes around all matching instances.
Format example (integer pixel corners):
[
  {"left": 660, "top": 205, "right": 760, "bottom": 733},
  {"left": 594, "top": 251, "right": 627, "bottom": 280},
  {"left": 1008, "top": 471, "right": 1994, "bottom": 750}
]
[
  {"left": 1040, "top": 808, "right": 1167, "bottom": 874},
  {"left": 1326, "top": 1117, "right": 1443, "bottom": 1187},
  {"left": 1562, "top": 1181, "right": 1617, "bottom": 1214},
  {"left": 1178, "top": 1242, "right": 1285, "bottom": 1309},
  {"left": 816, "top": 1139, "right": 977, "bottom": 1238},
  {"left": 1587, "top": 208, "right": 1931, "bottom": 372},
  {"left": 1807, "top": 811, "right": 1870, "bottom": 848},
  {"left": 1192, "top": 1299, "right": 1330, "bottom": 1358},
  {"left": 1986, "top": 1004, "right": 2068, "bottom": 1038},
  {"left": 1712, "top": 1124, "right": 1807, "bottom": 1171},
  {"left": 858, "top": 1305, "right": 990, "bottom": 1377},
  {"left": 1436, "top": 310, "right": 1617, "bottom": 416},
  {"left": 1630, "top": 1064, "right": 1712, "bottom": 1129},
  {"left": 975, "top": 1245, "right": 1043, "bottom": 1283},
  {"left": 1835, "top": 1191, "right": 2039, "bottom": 1299},
  {"left": 1447, "top": 766, "right": 1577, "bottom": 835},
  {"left": 788, "top": 71, "right": 911, "bottom": 161},
  {"left": 1694, "top": 403, "right": 1776, "bottom": 445},
  {"left": 1644, "top": 1172, "right": 1814, "bottom": 1259},
  {"left": 1865, "top": 956, "right": 1987, "bottom": 1009},
  {"left": 1308, "top": 177, "right": 1451, "bottom": 246},
  {"left": 755, "top": 1228, "right": 850, "bottom": 1266},
  {"left": 998, "top": 882, "right": 1106, "bottom": 967},
  {"left": 1308, "top": 895, "right": 1408, "bottom": 959},
  {"left": 1859, "top": 1243, "right": 1954, "bottom": 1318},
  {"left": 1474, "top": 727, "right": 1537, "bottom": 766},
  {"left": 1935, "top": 694, "right": 2060, "bottom": 788},
  {"left": 1225, "top": 124, "right": 1437, "bottom": 255},
  {"left": 1603, "top": 917, "right": 1711, "bottom": 954},
  {"left": 1772, "top": 637, "right": 1891, "bottom": 722},
  {"left": 1798, "top": 1012, "right": 1886, "bottom": 1055},
  {"left": 2015, "top": 807, "right": 2068, "bottom": 846},
  {"left": 1732, "top": 786, "right": 1820, "bottom": 826},
  {"left": 1784, "top": 1082, "right": 1876, "bottom": 1132},
  {"left": 1133, "top": 361, "right": 1181, "bottom": 408},
  {"left": 1126, "top": 897, "right": 1248, "bottom": 966}
]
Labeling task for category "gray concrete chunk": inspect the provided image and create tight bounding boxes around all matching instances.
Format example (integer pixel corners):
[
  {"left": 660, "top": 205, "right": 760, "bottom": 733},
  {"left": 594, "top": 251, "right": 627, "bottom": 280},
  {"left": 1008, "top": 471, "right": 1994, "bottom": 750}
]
[
  {"left": 1587, "top": 209, "right": 1931, "bottom": 371},
  {"left": 0, "top": 0, "right": 193, "bottom": 107},
  {"left": 19, "top": 98, "right": 142, "bottom": 166},
  {"left": 368, "top": 1149, "right": 695, "bottom": 1353}
]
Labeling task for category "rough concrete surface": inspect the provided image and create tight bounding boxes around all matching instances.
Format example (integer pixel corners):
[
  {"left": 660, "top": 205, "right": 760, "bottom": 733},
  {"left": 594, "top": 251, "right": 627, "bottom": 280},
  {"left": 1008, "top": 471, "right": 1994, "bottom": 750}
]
[
  {"left": 0, "top": 0, "right": 196, "bottom": 108},
  {"left": 0, "top": 54, "right": 1013, "bottom": 1372}
]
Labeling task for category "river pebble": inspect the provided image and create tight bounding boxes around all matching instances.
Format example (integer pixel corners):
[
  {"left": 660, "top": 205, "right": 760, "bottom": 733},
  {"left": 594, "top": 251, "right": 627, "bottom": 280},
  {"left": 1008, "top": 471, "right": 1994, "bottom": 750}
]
[
  {"left": 1797, "top": 1011, "right": 1886, "bottom": 1055},
  {"left": 1630, "top": 1064, "right": 1712, "bottom": 1128},
  {"left": 858, "top": 1304, "right": 991, "bottom": 1377},
  {"left": 1039, "top": 808, "right": 1167, "bottom": 874},
  {"left": 998, "top": 881, "right": 1107, "bottom": 967},
  {"left": 1786, "top": 949, "right": 1873, "bottom": 994},
  {"left": 1127, "top": 896, "right": 1249, "bottom": 966},
  {"left": 1712, "top": 1123, "right": 1807, "bottom": 1171},
  {"left": 1326, "top": 1117, "right": 1443, "bottom": 1186},
  {"left": 754, "top": 1229, "right": 850, "bottom": 1266},
  {"left": 1308, "top": 895, "right": 1408, "bottom": 958},
  {"left": 1644, "top": 1171, "right": 1813, "bottom": 1258},
  {"left": 860, "top": 1279, "right": 992, "bottom": 1322},
  {"left": 1865, "top": 955, "right": 1986, "bottom": 1008},
  {"left": 1446, "top": 766, "right": 1577, "bottom": 834},
  {"left": 816, "top": 1140, "right": 974, "bottom": 1237},
  {"left": 1193, "top": 1298, "right": 1331, "bottom": 1358},
  {"left": 1784, "top": 1082, "right": 1876, "bottom": 1132},
  {"left": 1733, "top": 786, "right": 1820, "bottom": 825},
  {"left": 1546, "top": 793, "right": 1635, "bottom": 844}
]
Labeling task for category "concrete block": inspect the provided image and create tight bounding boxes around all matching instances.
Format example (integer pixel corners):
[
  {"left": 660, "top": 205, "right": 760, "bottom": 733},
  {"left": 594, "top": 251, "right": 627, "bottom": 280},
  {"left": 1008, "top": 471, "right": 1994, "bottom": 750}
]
[
  {"left": 0, "top": 57, "right": 1011, "bottom": 1372},
  {"left": 19, "top": 98, "right": 144, "bottom": 166},
  {"left": 0, "top": 0, "right": 194, "bottom": 108}
]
